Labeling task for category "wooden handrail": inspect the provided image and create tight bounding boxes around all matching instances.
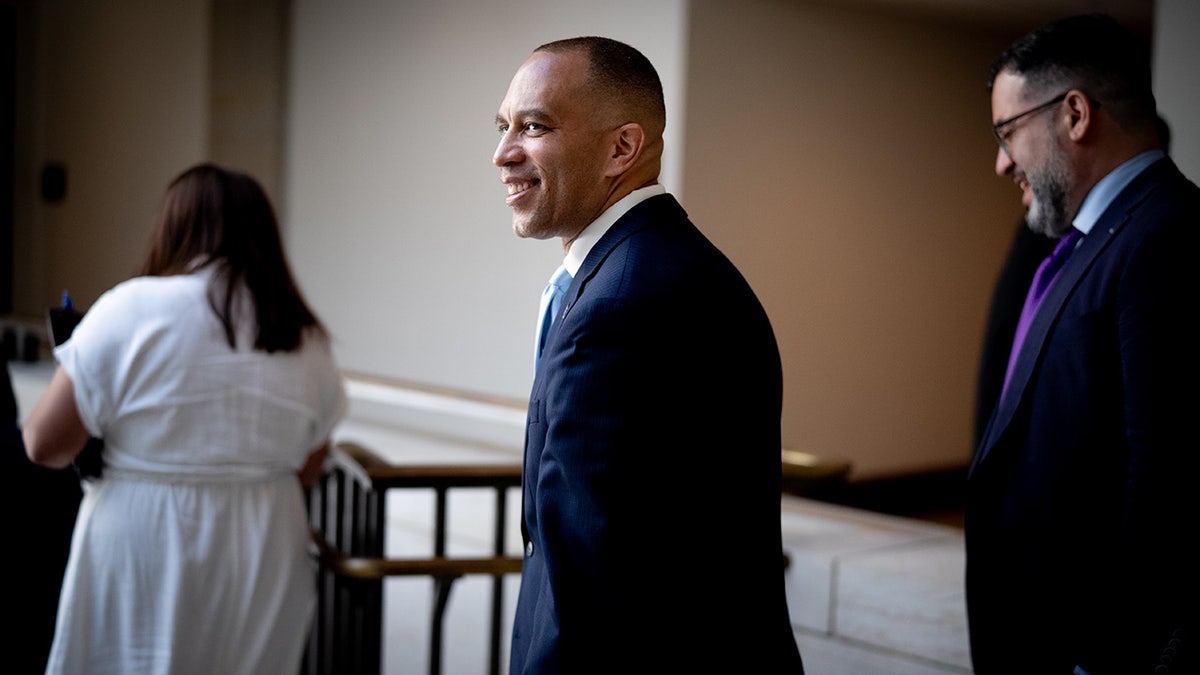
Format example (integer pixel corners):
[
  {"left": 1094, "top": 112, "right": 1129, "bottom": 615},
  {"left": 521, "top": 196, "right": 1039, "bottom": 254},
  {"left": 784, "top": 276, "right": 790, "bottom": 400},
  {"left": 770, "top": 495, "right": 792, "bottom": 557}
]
[
  {"left": 333, "top": 439, "right": 521, "bottom": 486},
  {"left": 366, "top": 464, "right": 522, "bottom": 487},
  {"left": 309, "top": 528, "right": 523, "bottom": 581}
]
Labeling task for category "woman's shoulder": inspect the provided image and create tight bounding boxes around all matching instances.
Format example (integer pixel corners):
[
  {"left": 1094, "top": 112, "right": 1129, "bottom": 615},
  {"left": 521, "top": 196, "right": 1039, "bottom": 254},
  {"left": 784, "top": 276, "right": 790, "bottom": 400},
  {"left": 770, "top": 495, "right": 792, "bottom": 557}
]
[
  {"left": 99, "top": 273, "right": 207, "bottom": 308},
  {"left": 75, "top": 274, "right": 210, "bottom": 334},
  {"left": 115, "top": 272, "right": 208, "bottom": 294}
]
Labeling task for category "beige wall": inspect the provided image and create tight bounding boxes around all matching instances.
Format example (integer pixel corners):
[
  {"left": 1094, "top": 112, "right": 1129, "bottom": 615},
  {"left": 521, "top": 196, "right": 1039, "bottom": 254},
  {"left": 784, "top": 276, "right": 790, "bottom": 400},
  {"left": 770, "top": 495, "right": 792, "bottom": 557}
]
[
  {"left": 208, "top": 0, "right": 289, "bottom": 203},
  {"left": 11, "top": 0, "right": 287, "bottom": 313},
  {"left": 13, "top": 0, "right": 209, "bottom": 315},
  {"left": 682, "top": 0, "right": 1026, "bottom": 476},
  {"left": 10, "top": 0, "right": 1193, "bottom": 481},
  {"left": 1155, "top": 0, "right": 1200, "bottom": 179}
]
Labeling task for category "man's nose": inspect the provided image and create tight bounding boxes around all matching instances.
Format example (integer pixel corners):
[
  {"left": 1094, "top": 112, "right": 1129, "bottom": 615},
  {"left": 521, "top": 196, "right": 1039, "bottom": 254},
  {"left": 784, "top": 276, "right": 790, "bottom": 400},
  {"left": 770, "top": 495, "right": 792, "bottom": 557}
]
[
  {"left": 494, "top": 132, "right": 521, "bottom": 167},
  {"left": 995, "top": 145, "right": 1014, "bottom": 178}
]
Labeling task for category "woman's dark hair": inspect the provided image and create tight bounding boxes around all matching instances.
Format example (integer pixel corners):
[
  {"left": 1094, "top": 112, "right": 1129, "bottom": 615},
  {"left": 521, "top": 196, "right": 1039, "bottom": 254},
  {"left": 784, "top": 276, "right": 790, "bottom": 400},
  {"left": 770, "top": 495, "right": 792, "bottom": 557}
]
[{"left": 137, "top": 163, "right": 325, "bottom": 353}]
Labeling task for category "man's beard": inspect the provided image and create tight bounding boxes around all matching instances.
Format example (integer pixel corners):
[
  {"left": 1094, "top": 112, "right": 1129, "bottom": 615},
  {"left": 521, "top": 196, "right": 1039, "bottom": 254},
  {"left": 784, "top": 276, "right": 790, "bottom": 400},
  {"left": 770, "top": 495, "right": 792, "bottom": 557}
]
[{"left": 1024, "top": 143, "right": 1074, "bottom": 239}]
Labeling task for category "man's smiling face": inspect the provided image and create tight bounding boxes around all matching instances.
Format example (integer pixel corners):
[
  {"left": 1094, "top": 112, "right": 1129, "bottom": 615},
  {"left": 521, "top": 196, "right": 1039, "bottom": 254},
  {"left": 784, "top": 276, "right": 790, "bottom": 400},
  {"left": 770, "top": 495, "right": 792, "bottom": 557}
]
[{"left": 493, "top": 49, "right": 613, "bottom": 245}]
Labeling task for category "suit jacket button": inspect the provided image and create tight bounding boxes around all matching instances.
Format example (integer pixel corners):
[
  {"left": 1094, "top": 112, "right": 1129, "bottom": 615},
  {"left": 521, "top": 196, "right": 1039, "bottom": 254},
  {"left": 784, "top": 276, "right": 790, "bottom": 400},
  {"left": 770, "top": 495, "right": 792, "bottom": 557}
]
[{"left": 525, "top": 541, "right": 535, "bottom": 557}]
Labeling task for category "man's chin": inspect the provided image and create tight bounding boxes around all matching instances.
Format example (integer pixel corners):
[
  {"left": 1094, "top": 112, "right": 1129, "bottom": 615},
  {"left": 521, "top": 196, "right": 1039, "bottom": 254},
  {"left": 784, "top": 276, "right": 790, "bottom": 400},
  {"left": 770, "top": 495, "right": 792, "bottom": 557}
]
[
  {"left": 1025, "top": 216, "right": 1073, "bottom": 239},
  {"left": 1024, "top": 207, "right": 1054, "bottom": 238},
  {"left": 512, "top": 221, "right": 552, "bottom": 241},
  {"left": 512, "top": 219, "right": 536, "bottom": 239}
]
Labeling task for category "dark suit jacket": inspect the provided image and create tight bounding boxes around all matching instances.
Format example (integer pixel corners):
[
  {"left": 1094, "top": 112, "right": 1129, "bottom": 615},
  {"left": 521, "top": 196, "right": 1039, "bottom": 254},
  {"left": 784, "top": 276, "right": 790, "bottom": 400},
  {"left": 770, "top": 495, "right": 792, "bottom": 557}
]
[
  {"left": 973, "top": 220, "right": 1056, "bottom": 449},
  {"left": 509, "top": 194, "right": 804, "bottom": 674},
  {"left": 967, "top": 158, "right": 1200, "bottom": 675}
]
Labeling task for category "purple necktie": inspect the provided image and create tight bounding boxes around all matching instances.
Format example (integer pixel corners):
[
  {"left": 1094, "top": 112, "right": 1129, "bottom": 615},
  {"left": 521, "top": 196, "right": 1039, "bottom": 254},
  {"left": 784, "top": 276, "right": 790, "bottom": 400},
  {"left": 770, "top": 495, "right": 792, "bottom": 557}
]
[{"left": 999, "top": 228, "right": 1082, "bottom": 401}]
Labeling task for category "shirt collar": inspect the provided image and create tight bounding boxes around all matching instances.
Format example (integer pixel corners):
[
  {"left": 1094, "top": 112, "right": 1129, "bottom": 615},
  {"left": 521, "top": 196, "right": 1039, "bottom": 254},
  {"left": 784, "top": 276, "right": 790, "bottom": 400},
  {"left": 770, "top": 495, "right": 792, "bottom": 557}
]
[
  {"left": 1072, "top": 149, "right": 1164, "bottom": 235},
  {"left": 562, "top": 184, "right": 667, "bottom": 276}
]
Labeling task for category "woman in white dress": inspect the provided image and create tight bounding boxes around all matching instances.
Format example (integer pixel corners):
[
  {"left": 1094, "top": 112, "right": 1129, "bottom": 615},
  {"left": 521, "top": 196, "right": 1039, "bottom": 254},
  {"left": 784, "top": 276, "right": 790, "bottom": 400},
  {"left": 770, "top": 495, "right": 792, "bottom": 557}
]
[{"left": 24, "top": 163, "right": 346, "bottom": 674}]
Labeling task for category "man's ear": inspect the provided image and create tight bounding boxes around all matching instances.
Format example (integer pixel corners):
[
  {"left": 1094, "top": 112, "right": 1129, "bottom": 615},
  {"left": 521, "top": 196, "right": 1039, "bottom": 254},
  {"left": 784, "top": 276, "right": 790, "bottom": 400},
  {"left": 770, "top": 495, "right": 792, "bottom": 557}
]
[
  {"left": 1064, "top": 89, "right": 1094, "bottom": 142},
  {"left": 605, "top": 123, "right": 645, "bottom": 177}
]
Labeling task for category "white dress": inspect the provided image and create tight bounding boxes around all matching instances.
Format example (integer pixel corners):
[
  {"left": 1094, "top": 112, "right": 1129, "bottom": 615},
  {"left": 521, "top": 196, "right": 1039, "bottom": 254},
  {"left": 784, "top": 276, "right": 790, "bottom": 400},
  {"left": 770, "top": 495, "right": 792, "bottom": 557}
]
[{"left": 43, "top": 271, "right": 346, "bottom": 675}]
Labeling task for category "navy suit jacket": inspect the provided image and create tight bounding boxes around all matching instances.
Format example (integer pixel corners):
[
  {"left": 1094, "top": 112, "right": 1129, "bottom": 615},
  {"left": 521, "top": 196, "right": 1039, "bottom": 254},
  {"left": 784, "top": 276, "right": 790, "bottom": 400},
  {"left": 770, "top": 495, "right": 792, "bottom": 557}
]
[
  {"left": 967, "top": 158, "right": 1200, "bottom": 674},
  {"left": 509, "top": 194, "right": 804, "bottom": 674}
]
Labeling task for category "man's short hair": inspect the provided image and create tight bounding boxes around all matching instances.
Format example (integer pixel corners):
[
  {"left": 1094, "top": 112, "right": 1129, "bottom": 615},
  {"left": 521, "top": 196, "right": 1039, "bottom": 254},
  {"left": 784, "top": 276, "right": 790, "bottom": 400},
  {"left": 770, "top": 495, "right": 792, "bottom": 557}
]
[
  {"left": 987, "top": 13, "right": 1156, "bottom": 130},
  {"left": 535, "top": 36, "right": 666, "bottom": 132}
]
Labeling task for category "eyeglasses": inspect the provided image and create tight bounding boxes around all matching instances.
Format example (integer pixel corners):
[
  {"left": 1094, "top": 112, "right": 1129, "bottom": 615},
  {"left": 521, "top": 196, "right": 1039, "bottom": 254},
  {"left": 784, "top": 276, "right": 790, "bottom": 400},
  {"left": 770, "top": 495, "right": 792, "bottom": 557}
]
[{"left": 992, "top": 92, "right": 1067, "bottom": 153}]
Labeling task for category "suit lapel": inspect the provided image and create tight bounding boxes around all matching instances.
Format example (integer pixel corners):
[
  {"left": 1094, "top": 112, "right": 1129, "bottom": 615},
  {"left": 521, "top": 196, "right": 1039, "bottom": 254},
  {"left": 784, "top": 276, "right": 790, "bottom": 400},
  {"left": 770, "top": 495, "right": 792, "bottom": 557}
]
[
  {"left": 972, "top": 159, "right": 1173, "bottom": 473},
  {"left": 532, "top": 194, "right": 683, "bottom": 391},
  {"left": 557, "top": 194, "right": 682, "bottom": 327}
]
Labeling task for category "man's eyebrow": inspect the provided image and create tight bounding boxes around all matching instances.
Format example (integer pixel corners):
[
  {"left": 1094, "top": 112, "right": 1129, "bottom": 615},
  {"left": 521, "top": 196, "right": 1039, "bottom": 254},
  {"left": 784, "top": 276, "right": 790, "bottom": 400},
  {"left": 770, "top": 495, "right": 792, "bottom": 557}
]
[{"left": 497, "top": 108, "right": 554, "bottom": 127}]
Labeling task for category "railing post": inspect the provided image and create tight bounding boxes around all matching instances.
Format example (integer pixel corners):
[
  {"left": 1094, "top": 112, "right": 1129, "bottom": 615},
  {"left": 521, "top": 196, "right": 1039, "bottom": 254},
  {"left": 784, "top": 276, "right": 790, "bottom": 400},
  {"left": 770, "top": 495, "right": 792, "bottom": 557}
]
[
  {"left": 489, "top": 485, "right": 510, "bottom": 675},
  {"left": 429, "top": 486, "right": 451, "bottom": 675}
]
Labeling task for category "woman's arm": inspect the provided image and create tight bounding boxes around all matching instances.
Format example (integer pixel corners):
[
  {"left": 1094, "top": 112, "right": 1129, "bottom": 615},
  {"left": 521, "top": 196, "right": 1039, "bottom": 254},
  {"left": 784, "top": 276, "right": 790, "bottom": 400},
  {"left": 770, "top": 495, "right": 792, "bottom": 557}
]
[
  {"left": 297, "top": 441, "right": 330, "bottom": 488},
  {"left": 24, "top": 366, "right": 91, "bottom": 469}
]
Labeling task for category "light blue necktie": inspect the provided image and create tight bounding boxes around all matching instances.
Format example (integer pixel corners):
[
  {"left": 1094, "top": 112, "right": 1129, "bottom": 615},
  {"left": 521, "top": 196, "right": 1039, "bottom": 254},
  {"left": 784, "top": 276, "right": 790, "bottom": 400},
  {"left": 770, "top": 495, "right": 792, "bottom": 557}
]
[{"left": 535, "top": 264, "right": 572, "bottom": 370}]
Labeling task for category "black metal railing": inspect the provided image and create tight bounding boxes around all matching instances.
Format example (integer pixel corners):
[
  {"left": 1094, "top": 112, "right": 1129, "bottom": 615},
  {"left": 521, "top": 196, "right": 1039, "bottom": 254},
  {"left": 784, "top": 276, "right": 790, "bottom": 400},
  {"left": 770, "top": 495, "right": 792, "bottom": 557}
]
[
  {"left": 302, "top": 441, "right": 523, "bottom": 675},
  {"left": 300, "top": 440, "right": 850, "bottom": 675}
]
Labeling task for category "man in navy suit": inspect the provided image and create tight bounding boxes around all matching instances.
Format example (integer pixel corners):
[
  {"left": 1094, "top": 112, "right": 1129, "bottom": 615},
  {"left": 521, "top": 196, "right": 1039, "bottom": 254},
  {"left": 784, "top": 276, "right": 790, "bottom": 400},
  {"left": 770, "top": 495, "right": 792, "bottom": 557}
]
[
  {"left": 493, "top": 37, "right": 804, "bottom": 674},
  {"left": 967, "top": 14, "right": 1200, "bottom": 675}
]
